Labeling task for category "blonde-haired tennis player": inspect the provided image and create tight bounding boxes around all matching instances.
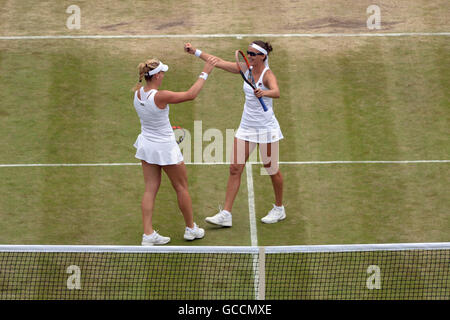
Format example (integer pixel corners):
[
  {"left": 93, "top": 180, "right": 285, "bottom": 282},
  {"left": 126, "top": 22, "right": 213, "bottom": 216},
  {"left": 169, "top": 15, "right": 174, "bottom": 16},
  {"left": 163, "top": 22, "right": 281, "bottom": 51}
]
[
  {"left": 185, "top": 41, "right": 286, "bottom": 227},
  {"left": 132, "top": 56, "right": 217, "bottom": 245}
]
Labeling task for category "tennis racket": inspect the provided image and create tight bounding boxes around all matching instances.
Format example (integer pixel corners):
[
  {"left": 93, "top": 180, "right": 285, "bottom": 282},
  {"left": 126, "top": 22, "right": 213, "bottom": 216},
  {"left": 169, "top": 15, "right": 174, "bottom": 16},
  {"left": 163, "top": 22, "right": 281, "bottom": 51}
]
[
  {"left": 172, "top": 126, "right": 186, "bottom": 144},
  {"left": 235, "top": 50, "right": 268, "bottom": 112}
]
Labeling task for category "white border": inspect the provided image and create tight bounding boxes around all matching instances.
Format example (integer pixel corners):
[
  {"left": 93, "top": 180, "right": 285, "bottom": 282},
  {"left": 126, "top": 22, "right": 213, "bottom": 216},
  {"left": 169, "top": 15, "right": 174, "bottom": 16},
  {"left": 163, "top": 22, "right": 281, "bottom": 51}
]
[
  {"left": 265, "top": 242, "right": 450, "bottom": 253},
  {"left": 0, "top": 245, "right": 257, "bottom": 254},
  {"left": 0, "top": 242, "right": 448, "bottom": 253}
]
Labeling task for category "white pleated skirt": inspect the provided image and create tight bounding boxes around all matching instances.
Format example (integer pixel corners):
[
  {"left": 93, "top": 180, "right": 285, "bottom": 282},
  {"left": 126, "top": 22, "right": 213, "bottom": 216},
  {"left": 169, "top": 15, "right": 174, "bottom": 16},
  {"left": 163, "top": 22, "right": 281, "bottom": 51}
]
[
  {"left": 134, "top": 134, "right": 183, "bottom": 166},
  {"left": 235, "top": 126, "right": 284, "bottom": 144}
]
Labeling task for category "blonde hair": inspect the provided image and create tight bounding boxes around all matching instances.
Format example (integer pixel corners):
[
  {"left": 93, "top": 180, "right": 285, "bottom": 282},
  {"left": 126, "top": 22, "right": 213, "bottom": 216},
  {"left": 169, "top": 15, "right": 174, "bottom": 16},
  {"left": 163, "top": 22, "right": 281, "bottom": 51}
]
[{"left": 131, "top": 58, "right": 161, "bottom": 91}]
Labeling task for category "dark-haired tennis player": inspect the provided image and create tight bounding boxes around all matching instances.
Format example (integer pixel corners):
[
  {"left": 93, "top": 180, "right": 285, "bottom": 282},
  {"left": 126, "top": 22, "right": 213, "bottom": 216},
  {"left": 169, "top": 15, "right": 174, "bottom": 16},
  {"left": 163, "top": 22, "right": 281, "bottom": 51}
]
[
  {"left": 184, "top": 41, "right": 286, "bottom": 226},
  {"left": 132, "top": 57, "right": 217, "bottom": 245}
]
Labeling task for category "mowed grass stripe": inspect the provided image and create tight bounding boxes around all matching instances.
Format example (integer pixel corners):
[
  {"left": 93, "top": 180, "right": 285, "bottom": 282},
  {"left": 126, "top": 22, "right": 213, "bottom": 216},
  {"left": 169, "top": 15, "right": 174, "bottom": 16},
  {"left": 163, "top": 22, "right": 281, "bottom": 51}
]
[
  {"left": 337, "top": 39, "right": 400, "bottom": 242},
  {"left": 41, "top": 46, "right": 100, "bottom": 243},
  {"left": 379, "top": 37, "right": 449, "bottom": 160},
  {"left": 338, "top": 40, "right": 400, "bottom": 160}
]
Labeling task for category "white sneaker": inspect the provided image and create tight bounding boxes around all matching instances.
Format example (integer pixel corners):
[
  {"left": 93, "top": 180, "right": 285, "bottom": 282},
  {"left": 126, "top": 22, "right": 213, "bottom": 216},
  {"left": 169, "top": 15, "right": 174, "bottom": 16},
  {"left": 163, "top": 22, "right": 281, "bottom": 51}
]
[
  {"left": 205, "top": 210, "right": 232, "bottom": 227},
  {"left": 261, "top": 205, "right": 286, "bottom": 224},
  {"left": 141, "top": 231, "right": 171, "bottom": 246},
  {"left": 184, "top": 223, "right": 205, "bottom": 241}
]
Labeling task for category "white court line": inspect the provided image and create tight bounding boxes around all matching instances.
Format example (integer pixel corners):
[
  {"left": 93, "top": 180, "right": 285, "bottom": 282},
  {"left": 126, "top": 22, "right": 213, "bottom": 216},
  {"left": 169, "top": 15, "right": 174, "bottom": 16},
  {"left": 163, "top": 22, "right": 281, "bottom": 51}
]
[
  {"left": 245, "top": 163, "right": 258, "bottom": 247},
  {"left": 276, "top": 160, "right": 450, "bottom": 164},
  {"left": 0, "top": 163, "right": 142, "bottom": 167},
  {"left": 0, "top": 160, "right": 449, "bottom": 167},
  {"left": 0, "top": 32, "right": 449, "bottom": 40},
  {"left": 245, "top": 162, "right": 260, "bottom": 300}
]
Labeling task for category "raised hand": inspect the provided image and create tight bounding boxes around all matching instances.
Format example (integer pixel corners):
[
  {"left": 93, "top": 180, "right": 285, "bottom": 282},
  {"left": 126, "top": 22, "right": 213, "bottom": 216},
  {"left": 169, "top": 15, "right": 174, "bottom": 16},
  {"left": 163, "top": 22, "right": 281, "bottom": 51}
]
[
  {"left": 204, "top": 56, "right": 219, "bottom": 73},
  {"left": 184, "top": 43, "right": 196, "bottom": 55}
]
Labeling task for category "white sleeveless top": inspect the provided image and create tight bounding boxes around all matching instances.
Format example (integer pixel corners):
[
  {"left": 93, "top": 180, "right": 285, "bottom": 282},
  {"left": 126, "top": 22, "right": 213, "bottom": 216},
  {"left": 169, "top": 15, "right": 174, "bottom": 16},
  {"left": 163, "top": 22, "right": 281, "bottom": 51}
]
[
  {"left": 237, "top": 67, "right": 283, "bottom": 143},
  {"left": 240, "top": 67, "right": 280, "bottom": 129},
  {"left": 133, "top": 87, "right": 175, "bottom": 143}
]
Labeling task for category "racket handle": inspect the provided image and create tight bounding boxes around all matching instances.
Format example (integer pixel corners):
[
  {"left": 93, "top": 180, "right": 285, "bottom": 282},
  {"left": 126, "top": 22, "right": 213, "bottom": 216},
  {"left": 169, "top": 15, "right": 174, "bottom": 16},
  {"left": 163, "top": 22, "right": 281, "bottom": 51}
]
[{"left": 258, "top": 97, "right": 268, "bottom": 112}]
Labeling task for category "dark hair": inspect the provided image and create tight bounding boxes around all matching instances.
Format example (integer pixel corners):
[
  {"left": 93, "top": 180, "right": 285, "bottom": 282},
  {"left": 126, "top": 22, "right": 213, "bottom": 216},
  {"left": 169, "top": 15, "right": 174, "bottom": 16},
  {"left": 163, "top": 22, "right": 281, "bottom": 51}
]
[{"left": 251, "top": 40, "right": 273, "bottom": 61}]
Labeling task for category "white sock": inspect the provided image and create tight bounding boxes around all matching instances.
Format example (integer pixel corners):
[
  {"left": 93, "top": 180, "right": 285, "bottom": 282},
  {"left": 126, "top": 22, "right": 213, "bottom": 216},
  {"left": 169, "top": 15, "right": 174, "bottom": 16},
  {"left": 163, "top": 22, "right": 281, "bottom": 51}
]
[
  {"left": 275, "top": 205, "right": 284, "bottom": 210},
  {"left": 222, "top": 210, "right": 232, "bottom": 216},
  {"left": 186, "top": 223, "right": 197, "bottom": 231}
]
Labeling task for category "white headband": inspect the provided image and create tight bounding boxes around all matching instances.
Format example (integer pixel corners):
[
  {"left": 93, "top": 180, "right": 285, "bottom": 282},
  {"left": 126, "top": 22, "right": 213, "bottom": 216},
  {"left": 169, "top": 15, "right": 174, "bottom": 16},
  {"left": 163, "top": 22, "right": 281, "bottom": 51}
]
[
  {"left": 251, "top": 43, "right": 268, "bottom": 55},
  {"left": 250, "top": 43, "right": 269, "bottom": 67},
  {"left": 147, "top": 61, "right": 169, "bottom": 76}
]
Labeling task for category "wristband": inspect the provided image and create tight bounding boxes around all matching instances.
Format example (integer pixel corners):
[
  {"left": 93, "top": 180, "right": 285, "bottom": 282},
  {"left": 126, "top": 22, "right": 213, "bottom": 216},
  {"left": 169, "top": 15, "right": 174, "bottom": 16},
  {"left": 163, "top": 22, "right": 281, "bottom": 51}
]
[
  {"left": 199, "top": 72, "right": 208, "bottom": 80},
  {"left": 194, "top": 49, "right": 202, "bottom": 57}
]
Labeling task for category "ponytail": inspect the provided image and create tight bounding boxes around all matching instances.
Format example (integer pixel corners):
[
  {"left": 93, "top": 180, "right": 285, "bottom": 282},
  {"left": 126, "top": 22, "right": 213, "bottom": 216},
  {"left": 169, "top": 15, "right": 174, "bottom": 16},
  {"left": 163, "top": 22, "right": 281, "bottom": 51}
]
[{"left": 131, "top": 62, "right": 146, "bottom": 91}]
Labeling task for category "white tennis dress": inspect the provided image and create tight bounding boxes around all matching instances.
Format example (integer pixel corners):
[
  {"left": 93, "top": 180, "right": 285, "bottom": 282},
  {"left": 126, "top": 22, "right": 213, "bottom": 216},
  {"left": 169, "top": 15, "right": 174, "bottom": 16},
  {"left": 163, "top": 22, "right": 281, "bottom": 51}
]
[
  {"left": 133, "top": 87, "right": 183, "bottom": 165},
  {"left": 235, "top": 67, "right": 283, "bottom": 143}
]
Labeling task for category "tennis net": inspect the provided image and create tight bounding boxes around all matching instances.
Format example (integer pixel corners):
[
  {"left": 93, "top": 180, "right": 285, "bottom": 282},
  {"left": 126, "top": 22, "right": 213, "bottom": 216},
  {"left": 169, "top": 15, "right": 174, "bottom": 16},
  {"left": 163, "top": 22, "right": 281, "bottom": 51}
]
[{"left": 0, "top": 243, "right": 448, "bottom": 300}]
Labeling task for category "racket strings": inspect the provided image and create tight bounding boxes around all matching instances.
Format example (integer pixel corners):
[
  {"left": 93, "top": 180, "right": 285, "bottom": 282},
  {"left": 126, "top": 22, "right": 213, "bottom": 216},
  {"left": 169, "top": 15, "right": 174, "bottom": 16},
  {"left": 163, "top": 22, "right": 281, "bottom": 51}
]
[
  {"left": 237, "top": 52, "right": 249, "bottom": 74},
  {"left": 172, "top": 126, "right": 185, "bottom": 144},
  {"left": 237, "top": 52, "right": 257, "bottom": 85}
]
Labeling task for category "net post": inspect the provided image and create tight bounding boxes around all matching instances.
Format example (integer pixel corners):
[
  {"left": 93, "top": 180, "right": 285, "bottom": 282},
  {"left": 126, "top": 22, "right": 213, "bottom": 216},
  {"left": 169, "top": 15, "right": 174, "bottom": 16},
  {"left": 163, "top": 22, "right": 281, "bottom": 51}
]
[{"left": 257, "top": 246, "right": 266, "bottom": 300}]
